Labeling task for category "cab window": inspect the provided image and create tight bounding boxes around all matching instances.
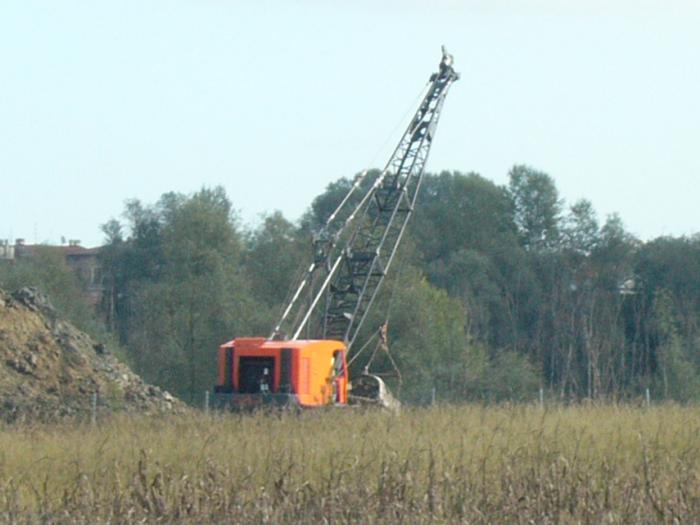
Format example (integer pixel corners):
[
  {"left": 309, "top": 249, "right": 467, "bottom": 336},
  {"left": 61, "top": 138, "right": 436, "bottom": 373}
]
[{"left": 333, "top": 350, "right": 346, "bottom": 377}]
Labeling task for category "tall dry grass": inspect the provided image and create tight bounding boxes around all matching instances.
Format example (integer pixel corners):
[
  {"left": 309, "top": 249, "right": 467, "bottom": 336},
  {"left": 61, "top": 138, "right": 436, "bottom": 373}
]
[{"left": 0, "top": 404, "right": 699, "bottom": 523}]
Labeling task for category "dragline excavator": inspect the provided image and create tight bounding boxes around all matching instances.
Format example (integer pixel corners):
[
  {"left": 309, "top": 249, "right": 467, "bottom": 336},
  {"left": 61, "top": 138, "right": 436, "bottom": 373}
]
[{"left": 214, "top": 48, "right": 459, "bottom": 409}]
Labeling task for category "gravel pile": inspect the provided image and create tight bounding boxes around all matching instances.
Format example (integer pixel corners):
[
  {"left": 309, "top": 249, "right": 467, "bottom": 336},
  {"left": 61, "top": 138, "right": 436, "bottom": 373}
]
[{"left": 0, "top": 287, "right": 185, "bottom": 423}]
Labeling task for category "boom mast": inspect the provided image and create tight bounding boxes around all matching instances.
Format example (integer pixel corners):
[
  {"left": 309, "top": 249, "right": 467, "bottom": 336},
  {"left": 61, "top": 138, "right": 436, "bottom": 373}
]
[{"left": 271, "top": 48, "right": 459, "bottom": 354}]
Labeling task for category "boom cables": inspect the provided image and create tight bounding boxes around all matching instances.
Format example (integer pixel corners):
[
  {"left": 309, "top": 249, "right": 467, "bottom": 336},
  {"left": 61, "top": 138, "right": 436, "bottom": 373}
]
[{"left": 270, "top": 48, "right": 459, "bottom": 358}]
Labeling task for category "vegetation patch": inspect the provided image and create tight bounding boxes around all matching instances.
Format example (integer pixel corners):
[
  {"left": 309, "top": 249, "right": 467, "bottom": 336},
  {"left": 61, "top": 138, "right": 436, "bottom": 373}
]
[{"left": 0, "top": 405, "right": 699, "bottom": 523}]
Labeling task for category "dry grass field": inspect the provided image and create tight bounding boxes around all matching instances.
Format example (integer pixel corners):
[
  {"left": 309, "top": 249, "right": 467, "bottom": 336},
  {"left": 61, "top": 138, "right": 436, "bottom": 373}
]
[{"left": 1, "top": 404, "right": 699, "bottom": 524}]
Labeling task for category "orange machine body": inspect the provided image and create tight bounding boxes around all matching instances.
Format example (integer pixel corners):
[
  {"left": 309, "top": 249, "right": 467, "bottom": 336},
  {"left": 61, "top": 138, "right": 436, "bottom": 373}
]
[{"left": 214, "top": 338, "right": 348, "bottom": 409}]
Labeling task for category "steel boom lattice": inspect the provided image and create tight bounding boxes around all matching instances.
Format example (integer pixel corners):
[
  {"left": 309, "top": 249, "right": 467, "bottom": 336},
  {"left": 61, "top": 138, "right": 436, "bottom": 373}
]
[{"left": 271, "top": 48, "right": 459, "bottom": 355}]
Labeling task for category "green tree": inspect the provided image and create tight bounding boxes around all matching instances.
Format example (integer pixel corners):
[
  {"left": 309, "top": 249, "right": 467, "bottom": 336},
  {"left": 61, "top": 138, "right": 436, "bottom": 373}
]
[
  {"left": 414, "top": 171, "right": 517, "bottom": 261},
  {"left": 508, "top": 165, "right": 562, "bottom": 251},
  {"left": 101, "top": 187, "right": 257, "bottom": 401},
  {"left": 370, "top": 265, "right": 474, "bottom": 402},
  {"left": 650, "top": 290, "right": 700, "bottom": 401},
  {"left": 0, "top": 248, "right": 119, "bottom": 355},
  {"left": 244, "top": 211, "right": 306, "bottom": 311},
  {"left": 562, "top": 199, "right": 599, "bottom": 256}
]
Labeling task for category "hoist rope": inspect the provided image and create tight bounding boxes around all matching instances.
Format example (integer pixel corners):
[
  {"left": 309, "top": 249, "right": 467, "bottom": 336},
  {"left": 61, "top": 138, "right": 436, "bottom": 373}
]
[
  {"left": 346, "top": 328, "right": 379, "bottom": 369},
  {"left": 314, "top": 82, "right": 428, "bottom": 244},
  {"left": 271, "top": 78, "right": 433, "bottom": 342},
  {"left": 364, "top": 81, "right": 430, "bottom": 170},
  {"left": 356, "top": 197, "right": 412, "bottom": 384}
]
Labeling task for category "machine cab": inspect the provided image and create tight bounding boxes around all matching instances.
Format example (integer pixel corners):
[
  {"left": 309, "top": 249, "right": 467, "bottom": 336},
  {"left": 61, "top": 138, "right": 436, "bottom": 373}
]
[{"left": 214, "top": 338, "right": 348, "bottom": 408}]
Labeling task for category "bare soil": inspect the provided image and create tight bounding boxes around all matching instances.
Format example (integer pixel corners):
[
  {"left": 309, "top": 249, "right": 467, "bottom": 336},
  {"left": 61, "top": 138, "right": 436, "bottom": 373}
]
[{"left": 0, "top": 287, "right": 185, "bottom": 423}]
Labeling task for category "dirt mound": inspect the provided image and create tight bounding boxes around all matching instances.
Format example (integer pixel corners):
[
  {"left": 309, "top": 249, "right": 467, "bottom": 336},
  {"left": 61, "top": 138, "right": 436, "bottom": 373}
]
[{"left": 0, "top": 287, "right": 185, "bottom": 423}]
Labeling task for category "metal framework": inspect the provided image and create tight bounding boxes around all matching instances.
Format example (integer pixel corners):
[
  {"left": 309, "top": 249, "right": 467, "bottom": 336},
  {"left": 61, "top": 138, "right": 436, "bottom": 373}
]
[{"left": 271, "top": 48, "right": 459, "bottom": 355}]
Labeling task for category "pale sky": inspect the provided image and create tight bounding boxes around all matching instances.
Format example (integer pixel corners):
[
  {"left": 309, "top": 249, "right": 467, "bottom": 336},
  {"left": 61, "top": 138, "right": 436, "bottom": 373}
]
[{"left": 2, "top": 1, "right": 699, "bottom": 247}]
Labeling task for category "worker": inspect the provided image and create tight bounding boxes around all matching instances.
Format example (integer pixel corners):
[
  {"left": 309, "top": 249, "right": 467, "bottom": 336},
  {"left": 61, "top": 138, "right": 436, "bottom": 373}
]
[{"left": 259, "top": 367, "right": 271, "bottom": 394}]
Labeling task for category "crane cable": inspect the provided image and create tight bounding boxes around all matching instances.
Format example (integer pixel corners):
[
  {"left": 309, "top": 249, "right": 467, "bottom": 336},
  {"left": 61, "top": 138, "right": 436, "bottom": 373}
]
[
  {"left": 314, "top": 79, "right": 430, "bottom": 244},
  {"left": 271, "top": 80, "right": 431, "bottom": 341},
  {"left": 314, "top": 81, "right": 429, "bottom": 242},
  {"left": 344, "top": 237, "right": 409, "bottom": 391},
  {"left": 364, "top": 80, "right": 431, "bottom": 171},
  {"left": 345, "top": 250, "right": 408, "bottom": 366},
  {"left": 335, "top": 82, "right": 431, "bottom": 376},
  {"left": 269, "top": 169, "right": 375, "bottom": 339},
  {"left": 360, "top": 252, "right": 408, "bottom": 390}
]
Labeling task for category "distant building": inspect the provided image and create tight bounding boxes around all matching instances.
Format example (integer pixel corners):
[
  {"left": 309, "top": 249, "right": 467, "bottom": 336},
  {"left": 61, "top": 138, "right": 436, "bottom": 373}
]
[
  {"left": 0, "top": 240, "right": 14, "bottom": 261},
  {"left": 3, "top": 239, "right": 103, "bottom": 306}
]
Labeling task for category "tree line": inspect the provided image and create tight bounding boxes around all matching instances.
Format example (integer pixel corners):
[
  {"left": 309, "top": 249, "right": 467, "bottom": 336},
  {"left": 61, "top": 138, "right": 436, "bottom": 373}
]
[{"left": 3, "top": 166, "right": 699, "bottom": 403}]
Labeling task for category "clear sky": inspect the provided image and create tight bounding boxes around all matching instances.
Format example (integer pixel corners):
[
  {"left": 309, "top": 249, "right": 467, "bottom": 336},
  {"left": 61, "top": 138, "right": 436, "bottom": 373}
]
[{"left": 2, "top": 1, "right": 699, "bottom": 247}]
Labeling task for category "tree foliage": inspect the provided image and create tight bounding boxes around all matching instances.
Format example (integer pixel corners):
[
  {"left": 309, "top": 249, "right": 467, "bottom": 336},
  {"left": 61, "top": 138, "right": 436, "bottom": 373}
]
[
  {"left": 21, "top": 167, "right": 700, "bottom": 404},
  {"left": 99, "top": 187, "right": 257, "bottom": 401}
]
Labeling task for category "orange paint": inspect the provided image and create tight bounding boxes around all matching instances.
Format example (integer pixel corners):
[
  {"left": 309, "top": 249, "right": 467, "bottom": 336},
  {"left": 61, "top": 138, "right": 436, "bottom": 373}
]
[{"left": 215, "top": 338, "right": 348, "bottom": 407}]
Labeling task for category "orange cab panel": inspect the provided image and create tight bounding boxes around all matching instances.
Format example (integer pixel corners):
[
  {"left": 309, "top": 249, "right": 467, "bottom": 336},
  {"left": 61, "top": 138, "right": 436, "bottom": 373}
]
[{"left": 214, "top": 338, "right": 347, "bottom": 409}]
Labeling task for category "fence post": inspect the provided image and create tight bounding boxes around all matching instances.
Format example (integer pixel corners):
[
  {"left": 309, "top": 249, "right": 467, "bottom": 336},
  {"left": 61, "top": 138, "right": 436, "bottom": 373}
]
[
  {"left": 91, "top": 392, "right": 98, "bottom": 426},
  {"left": 204, "top": 390, "right": 210, "bottom": 413},
  {"left": 645, "top": 388, "right": 651, "bottom": 407},
  {"left": 539, "top": 387, "right": 544, "bottom": 409},
  {"left": 431, "top": 387, "right": 436, "bottom": 406}
]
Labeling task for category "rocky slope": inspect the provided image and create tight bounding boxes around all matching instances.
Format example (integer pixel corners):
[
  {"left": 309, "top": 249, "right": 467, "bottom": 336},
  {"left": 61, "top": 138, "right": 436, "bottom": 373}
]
[{"left": 0, "top": 287, "right": 184, "bottom": 423}]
